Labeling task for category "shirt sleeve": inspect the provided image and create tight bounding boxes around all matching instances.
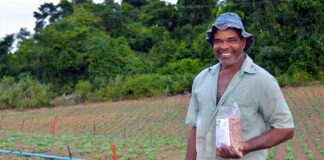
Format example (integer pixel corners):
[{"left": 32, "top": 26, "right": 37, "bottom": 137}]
[
  {"left": 259, "top": 77, "right": 294, "bottom": 129},
  {"left": 185, "top": 77, "right": 199, "bottom": 127}
]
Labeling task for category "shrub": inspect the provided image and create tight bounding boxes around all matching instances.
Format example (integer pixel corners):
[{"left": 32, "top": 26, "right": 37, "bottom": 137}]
[
  {"left": 74, "top": 80, "right": 92, "bottom": 103},
  {"left": 277, "top": 71, "right": 312, "bottom": 87},
  {"left": 59, "top": 84, "right": 74, "bottom": 95},
  {"left": 319, "top": 71, "right": 324, "bottom": 85},
  {"left": 289, "top": 71, "right": 312, "bottom": 87},
  {"left": 93, "top": 74, "right": 190, "bottom": 101},
  {"left": 119, "top": 74, "right": 165, "bottom": 99},
  {"left": 277, "top": 74, "right": 290, "bottom": 87},
  {"left": 170, "top": 73, "right": 195, "bottom": 94},
  {"left": 0, "top": 76, "right": 55, "bottom": 110},
  {"left": 93, "top": 75, "right": 125, "bottom": 101}
]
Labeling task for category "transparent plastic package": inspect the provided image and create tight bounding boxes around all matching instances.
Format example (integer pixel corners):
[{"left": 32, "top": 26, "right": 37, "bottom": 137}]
[{"left": 215, "top": 102, "right": 242, "bottom": 157}]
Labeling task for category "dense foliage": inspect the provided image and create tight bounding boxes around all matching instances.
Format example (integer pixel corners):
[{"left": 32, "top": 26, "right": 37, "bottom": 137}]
[{"left": 0, "top": 0, "right": 323, "bottom": 109}]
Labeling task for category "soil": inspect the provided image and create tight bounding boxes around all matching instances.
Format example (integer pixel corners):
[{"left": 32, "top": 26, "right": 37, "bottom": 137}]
[
  {"left": 1, "top": 86, "right": 323, "bottom": 159},
  {"left": 271, "top": 142, "right": 287, "bottom": 160},
  {"left": 283, "top": 87, "right": 323, "bottom": 160},
  {"left": 294, "top": 87, "right": 324, "bottom": 142}
]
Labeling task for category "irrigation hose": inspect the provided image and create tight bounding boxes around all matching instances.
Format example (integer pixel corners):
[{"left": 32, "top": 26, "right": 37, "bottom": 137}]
[{"left": 0, "top": 150, "right": 84, "bottom": 160}]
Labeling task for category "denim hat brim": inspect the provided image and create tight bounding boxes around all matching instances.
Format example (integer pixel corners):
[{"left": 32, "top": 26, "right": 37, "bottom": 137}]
[{"left": 205, "top": 22, "right": 254, "bottom": 51}]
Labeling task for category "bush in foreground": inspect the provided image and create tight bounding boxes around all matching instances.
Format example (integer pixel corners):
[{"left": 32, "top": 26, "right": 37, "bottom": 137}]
[{"left": 0, "top": 76, "right": 55, "bottom": 110}]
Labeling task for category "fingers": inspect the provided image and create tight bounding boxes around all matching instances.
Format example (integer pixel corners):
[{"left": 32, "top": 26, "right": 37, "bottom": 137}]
[
  {"left": 216, "top": 144, "right": 242, "bottom": 159},
  {"left": 216, "top": 144, "right": 233, "bottom": 158},
  {"left": 230, "top": 145, "right": 242, "bottom": 158}
]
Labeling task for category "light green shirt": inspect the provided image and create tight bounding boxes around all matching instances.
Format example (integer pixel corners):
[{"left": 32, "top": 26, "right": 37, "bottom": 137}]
[{"left": 185, "top": 55, "right": 294, "bottom": 160}]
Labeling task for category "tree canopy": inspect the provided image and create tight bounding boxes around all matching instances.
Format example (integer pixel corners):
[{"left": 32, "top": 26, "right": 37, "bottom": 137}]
[{"left": 0, "top": 0, "right": 323, "bottom": 108}]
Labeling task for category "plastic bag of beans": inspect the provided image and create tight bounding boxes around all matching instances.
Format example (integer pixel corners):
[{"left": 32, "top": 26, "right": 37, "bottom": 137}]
[{"left": 215, "top": 102, "right": 242, "bottom": 157}]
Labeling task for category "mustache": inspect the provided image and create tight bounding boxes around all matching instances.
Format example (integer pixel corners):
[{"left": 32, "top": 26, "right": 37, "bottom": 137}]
[{"left": 217, "top": 48, "right": 235, "bottom": 54}]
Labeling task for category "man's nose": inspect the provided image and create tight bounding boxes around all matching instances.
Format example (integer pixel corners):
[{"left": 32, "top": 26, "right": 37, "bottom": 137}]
[{"left": 220, "top": 41, "right": 230, "bottom": 49}]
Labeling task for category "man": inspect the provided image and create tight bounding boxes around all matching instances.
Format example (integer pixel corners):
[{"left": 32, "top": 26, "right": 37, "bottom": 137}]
[{"left": 185, "top": 12, "right": 294, "bottom": 160}]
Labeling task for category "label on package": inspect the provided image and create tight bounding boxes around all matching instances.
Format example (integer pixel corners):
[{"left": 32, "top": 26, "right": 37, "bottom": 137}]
[{"left": 216, "top": 118, "right": 230, "bottom": 148}]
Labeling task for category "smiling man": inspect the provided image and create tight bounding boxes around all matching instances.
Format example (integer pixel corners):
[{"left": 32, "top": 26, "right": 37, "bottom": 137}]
[{"left": 185, "top": 12, "right": 294, "bottom": 160}]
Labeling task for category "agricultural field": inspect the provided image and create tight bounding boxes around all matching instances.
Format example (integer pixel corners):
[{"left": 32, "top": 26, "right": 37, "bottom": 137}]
[{"left": 0, "top": 85, "right": 323, "bottom": 160}]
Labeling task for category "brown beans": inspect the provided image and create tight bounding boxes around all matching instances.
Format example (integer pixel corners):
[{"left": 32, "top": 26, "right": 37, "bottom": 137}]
[{"left": 229, "top": 116, "right": 242, "bottom": 156}]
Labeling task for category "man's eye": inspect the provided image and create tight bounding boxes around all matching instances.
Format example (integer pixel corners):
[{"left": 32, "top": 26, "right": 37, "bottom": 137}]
[
  {"left": 229, "top": 38, "right": 237, "bottom": 42},
  {"left": 214, "top": 40, "right": 221, "bottom": 44}
]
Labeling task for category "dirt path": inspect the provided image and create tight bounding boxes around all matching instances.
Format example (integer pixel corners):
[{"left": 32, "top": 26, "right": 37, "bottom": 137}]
[
  {"left": 108, "top": 102, "right": 148, "bottom": 136},
  {"left": 103, "top": 101, "right": 142, "bottom": 136},
  {"left": 166, "top": 101, "right": 188, "bottom": 136},
  {"left": 312, "top": 85, "right": 324, "bottom": 101},
  {"left": 303, "top": 87, "right": 324, "bottom": 114},
  {"left": 283, "top": 93, "right": 308, "bottom": 160},
  {"left": 284, "top": 89, "right": 322, "bottom": 159},
  {"left": 295, "top": 88, "right": 324, "bottom": 138},
  {"left": 291, "top": 88, "right": 324, "bottom": 156},
  {"left": 129, "top": 101, "right": 161, "bottom": 137},
  {"left": 162, "top": 99, "right": 187, "bottom": 136},
  {"left": 271, "top": 142, "right": 287, "bottom": 160}
]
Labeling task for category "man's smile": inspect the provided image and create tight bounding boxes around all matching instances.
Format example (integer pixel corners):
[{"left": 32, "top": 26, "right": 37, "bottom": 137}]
[{"left": 218, "top": 48, "right": 235, "bottom": 58}]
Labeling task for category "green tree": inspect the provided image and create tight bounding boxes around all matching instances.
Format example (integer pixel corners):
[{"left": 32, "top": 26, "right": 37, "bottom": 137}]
[
  {"left": 100, "top": 0, "right": 127, "bottom": 37},
  {"left": 0, "top": 34, "right": 14, "bottom": 54},
  {"left": 124, "top": 22, "right": 157, "bottom": 52},
  {"left": 122, "top": 0, "right": 148, "bottom": 8},
  {"left": 177, "top": 0, "right": 217, "bottom": 26},
  {"left": 0, "top": 34, "right": 15, "bottom": 77},
  {"left": 140, "top": 1, "right": 178, "bottom": 31},
  {"left": 33, "top": 2, "right": 58, "bottom": 32}
]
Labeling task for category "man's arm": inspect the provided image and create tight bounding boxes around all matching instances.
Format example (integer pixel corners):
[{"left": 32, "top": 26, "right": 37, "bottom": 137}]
[
  {"left": 242, "top": 127, "right": 294, "bottom": 154},
  {"left": 185, "top": 127, "right": 197, "bottom": 160},
  {"left": 216, "top": 128, "right": 294, "bottom": 158}
]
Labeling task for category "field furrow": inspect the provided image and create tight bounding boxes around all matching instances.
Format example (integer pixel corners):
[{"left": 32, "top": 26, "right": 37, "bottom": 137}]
[{"left": 0, "top": 85, "right": 323, "bottom": 159}]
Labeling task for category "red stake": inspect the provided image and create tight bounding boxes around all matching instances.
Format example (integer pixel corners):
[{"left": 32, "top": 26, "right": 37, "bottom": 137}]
[
  {"left": 52, "top": 118, "right": 56, "bottom": 141},
  {"left": 110, "top": 143, "right": 117, "bottom": 160},
  {"left": 93, "top": 121, "right": 96, "bottom": 136}
]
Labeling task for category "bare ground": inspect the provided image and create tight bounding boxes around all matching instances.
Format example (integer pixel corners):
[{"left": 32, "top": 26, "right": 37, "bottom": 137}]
[{"left": 1, "top": 86, "right": 324, "bottom": 159}]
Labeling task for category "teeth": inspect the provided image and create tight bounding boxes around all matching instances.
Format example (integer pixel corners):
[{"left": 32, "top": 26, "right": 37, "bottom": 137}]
[{"left": 222, "top": 53, "right": 231, "bottom": 56}]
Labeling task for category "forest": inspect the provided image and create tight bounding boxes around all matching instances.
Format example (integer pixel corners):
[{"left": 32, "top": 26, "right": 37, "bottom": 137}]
[{"left": 0, "top": 0, "right": 323, "bottom": 109}]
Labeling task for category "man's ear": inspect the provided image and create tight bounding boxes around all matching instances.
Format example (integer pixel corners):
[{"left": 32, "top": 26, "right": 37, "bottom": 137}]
[
  {"left": 242, "top": 38, "right": 247, "bottom": 49},
  {"left": 242, "top": 38, "right": 246, "bottom": 48}
]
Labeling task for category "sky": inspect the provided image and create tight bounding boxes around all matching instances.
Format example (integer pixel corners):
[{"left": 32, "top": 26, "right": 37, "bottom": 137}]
[{"left": 0, "top": 0, "right": 177, "bottom": 39}]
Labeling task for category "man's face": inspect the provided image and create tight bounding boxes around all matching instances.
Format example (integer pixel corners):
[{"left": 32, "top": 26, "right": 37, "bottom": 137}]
[{"left": 213, "top": 28, "right": 246, "bottom": 68}]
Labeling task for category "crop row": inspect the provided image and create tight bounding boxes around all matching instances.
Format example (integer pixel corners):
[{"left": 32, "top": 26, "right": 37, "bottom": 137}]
[
  {"left": 283, "top": 89, "right": 315, "bottom": 159},
  {"left": 0, "top": 85, "right": 322, "bottom": 159},
  {"left": 0, "top": 96, "right": 190, "bottom": 159},
  {"left": 288, "top": 89, "right": 324, "bottom": 156}
]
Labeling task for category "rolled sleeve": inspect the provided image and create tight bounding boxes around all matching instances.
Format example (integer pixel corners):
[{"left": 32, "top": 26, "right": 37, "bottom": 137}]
[
  {"left": 259, "top": 77, "right": 294, "bottom": 129},
  {"left": 185, "top": 79, "right": 199, "bottom": 127}
]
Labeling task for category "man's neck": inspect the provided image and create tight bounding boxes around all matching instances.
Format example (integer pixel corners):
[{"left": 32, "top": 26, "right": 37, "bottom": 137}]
[{"left": 220, "top": 54, "right": 246, "bottom": 74}]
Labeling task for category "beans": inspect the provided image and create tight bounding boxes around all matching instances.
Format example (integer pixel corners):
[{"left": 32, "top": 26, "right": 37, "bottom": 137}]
[
  {"left": 216, "top": 116, "right": 242, "bottom": 157},
  {"left": 229, "top": 116, "right": 242, "bottom": 156}
]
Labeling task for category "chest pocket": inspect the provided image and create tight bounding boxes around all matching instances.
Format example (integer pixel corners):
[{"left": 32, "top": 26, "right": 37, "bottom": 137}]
[{"left": 225, "top": 97, "right": 258, "bottom": 132}]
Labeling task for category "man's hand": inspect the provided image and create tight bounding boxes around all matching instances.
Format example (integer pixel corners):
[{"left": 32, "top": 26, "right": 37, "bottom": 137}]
[
  {"left": 216, "top": 144, "right": 243, "bottom": 159},
  {"left": 216, "top": 128, "right": 294, "bottom": 159}
]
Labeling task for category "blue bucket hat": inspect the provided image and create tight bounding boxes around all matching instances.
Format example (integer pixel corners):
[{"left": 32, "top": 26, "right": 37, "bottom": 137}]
[{"left": 205, "top": 12, "right": 254, "bottom": 51}]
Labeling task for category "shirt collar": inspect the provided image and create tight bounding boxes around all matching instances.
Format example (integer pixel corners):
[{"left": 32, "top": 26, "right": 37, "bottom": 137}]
[{"left": 239, "top": 54, "right": 257, "bottom": 76}]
